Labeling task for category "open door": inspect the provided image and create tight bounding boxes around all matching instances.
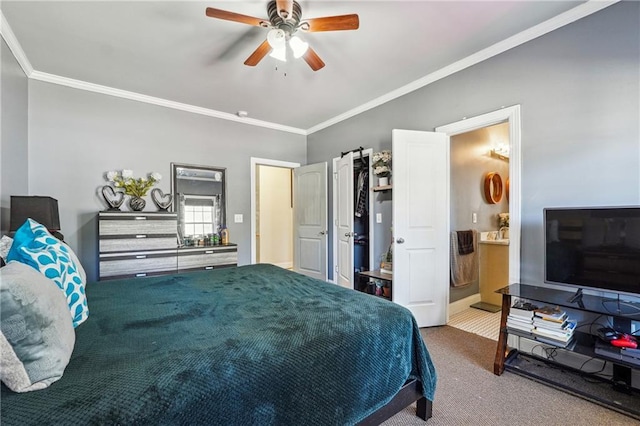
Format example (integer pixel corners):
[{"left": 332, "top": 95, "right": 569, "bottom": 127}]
[
  {"left": 293, "top": 162, "right": 328, "bottom": 280},
  {"left": 392, "top": 129, "right": 449, "bottom": 327},
  {"left": 335, "top": 153, "right": 354, "bottom": 288}
]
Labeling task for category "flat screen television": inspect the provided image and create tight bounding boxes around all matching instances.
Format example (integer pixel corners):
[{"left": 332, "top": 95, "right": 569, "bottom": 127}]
[{"left": 545, "top": 206, "right": 640, "bottom": 297}]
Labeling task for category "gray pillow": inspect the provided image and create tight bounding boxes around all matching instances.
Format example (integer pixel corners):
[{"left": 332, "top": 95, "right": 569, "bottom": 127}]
[
  {"left": 0, "top": 261, "right": 75, "bottom": 392},
  {"left": 0, "top": 235, "right": 12, "bottom": 262}
]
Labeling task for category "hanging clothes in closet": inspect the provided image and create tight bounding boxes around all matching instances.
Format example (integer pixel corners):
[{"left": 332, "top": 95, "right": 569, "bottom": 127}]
[{"left": 355, "top": 159, "right": 368, "bottom": 218}]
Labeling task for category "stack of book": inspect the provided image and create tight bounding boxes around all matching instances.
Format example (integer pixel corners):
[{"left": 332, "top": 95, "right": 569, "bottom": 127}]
[
  {"left": 506, "top": 300, "right": 539, "bottom": 335},
  {"left": 531, "top": 305, "right": 577, "bottom": 347}
]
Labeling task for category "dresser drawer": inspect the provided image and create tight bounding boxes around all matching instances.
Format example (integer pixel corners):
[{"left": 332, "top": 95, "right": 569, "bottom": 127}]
[
  {"left": 177, "top": 246, "right": 237, "bottom": 271},
  {"left": 99, "top": 236, "right": 178, "bottom": 253},
  {"left": 99, "top": 212, "right": 177, "bottom": 237},
  {"left": 99, "top": 250, "right": 177, "bottom": 279}
]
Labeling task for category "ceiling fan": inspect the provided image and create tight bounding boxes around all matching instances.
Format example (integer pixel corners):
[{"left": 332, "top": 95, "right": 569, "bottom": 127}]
[{"left": 205, "top": 0, "right": 359, "bottom": 71}]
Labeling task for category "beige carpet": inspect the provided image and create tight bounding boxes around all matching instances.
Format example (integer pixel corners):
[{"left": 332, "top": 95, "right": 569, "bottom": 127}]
[{"left": 382, "top": 326, "right": 638, "bottom": 426}]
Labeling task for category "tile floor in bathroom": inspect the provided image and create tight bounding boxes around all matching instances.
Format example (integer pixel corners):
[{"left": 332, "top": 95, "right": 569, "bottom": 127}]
[{"left": 448, "top": 307, "right": 502, "bottom": 341}]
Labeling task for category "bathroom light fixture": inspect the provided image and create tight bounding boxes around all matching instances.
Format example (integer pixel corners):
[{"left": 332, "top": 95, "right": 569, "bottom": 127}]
[{"left": 490, "top": 144, "right": 510, "bottom": 160}]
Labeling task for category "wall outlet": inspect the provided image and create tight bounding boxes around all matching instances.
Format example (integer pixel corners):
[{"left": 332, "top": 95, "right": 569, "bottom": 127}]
[
  {"left": 234, "top": 214, "right": 243, "bottom": 223},
  {"left": 376, "top": 213, "right": 382, "bottom": 223},
  {"left": 472, "top": 212, "right": 478, "bottom": 224}
]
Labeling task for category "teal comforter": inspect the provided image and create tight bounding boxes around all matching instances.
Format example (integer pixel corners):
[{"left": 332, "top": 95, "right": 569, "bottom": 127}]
[{"left": 1, "top": 264, "right": 436, "bottom": 425}]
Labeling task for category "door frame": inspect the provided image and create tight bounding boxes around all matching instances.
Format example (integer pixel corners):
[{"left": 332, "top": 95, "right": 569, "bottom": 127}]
[
  {"left": 331, "top": 148, "right": 375, "bottom": 285},
  {"left": 435, "top": 105, "right": 522, "bottom": 286},
  {"left": 250, "top": 157, "right": 301, "bottom": 265}
]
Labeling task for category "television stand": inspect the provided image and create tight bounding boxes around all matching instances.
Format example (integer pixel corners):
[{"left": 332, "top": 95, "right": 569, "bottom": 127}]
[
  {"left": 494, "top": 284, "right": 640, "bottom": 420},
  {"left": 566, "top": 287, "right": 583, "bottom": 303},
  {"left": 566, "top": 287, "right": 585, "bottom": 308}
]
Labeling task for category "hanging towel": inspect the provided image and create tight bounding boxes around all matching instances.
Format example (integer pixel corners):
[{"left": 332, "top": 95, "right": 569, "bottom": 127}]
[
  {"left": 457, "top": 230, "right": 474, "bottom": 255},
  {"left": 450, "top": 229, "right": 478, "bottom": 287}
]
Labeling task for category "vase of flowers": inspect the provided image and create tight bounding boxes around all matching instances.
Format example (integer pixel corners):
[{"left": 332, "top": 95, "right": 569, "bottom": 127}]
[
  {"left": 372, "top": 150, "right": 392, "bottom": 186},
  {"left": 498, "top": 212, "right": 510, "bottom": 239},
  {"left": 105, "top": 170, "right": 162, "bottom": 212}
]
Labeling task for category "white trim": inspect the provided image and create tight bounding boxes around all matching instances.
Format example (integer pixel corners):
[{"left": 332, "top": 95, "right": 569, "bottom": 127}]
[
  {"left": 448, "top": 294, "right": 482, "bottom": 317},
  {"left": 250, "top": 157, "right": 300, "bottom": 265},
  {"left": 271, "top": 261, "right": 293, "bottom": 270},
  {"left": 0, "top": 11, "right": 33, "bottom": 76},
  {"left": 436, "top": 105, "right": 522, "bottom": 286},
  {"left": 1, "top": 2, "right": 616, "bottom": 135},
  {"left": 306, "top": 0, "right": 618, "bottom": 135}
]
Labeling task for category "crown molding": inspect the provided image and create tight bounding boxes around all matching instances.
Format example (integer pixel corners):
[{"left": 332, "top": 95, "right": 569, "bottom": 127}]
[
  {"left": 306, "top": 0, "right": 619, "bottom": 135},
  {"left": 2, "top": 1, "right": 618, "bottom": 137},
  {"left": 0, "top": 11, "right": 305, "bottom": 136},
  {"left": 28, "top": 70, "right": 307, "bottom": 135},
  {"left": 0, "top": 11, "right": 34, "bottom": 76}
]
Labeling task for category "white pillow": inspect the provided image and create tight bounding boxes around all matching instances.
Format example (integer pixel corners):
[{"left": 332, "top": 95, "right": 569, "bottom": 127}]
[{"left": 0, "top": 262, "right": 75, "bottom": 392}]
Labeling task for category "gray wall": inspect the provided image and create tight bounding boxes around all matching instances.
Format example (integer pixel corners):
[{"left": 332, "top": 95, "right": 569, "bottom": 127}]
[
  {"left": 0, "top": 39, "right": 29, "bottom": 235},
  {"left": 307, "top": 2, "right": 640, "bottom": 288},
  {"left": 450, "top": 125, "right": 510, "bottom": 302},
  {"left": 27, "top": 80, "right": 306, "bottom": 282}
]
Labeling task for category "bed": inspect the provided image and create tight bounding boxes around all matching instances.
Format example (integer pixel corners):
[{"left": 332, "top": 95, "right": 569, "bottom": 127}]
[{"left": 1, "top": 263, "right": 436, "bottom": 425}]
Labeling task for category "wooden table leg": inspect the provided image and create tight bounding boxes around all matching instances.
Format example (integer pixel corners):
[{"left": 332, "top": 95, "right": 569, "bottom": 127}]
[{"left": 493, "top": 293, "right": 511, "bottom": 375}]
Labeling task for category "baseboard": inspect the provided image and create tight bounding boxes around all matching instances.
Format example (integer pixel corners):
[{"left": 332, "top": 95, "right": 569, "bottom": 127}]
[
  {"left": 449, "top": 293, "right": 482, "bottom": 316},
  {"left": 271, "top": 261, "right": 293, "bottom": 269}
]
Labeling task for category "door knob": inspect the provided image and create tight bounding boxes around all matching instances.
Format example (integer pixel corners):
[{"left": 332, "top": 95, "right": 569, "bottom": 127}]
[
  {"left": 319, "top": 230, "right": 327, "bottom": 235},
  {"left": 396, "top": 237, "right": 405, "bottom": 244}
]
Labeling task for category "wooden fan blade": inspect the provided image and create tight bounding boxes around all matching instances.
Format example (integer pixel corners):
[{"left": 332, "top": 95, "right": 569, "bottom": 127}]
[
  {"left": 244, "top": 40, "right": 272, "bottom": 67},
  {"left": 276, "top": 0, "right": 293, "bottom": 19},
  {"left": 205, "top": 7, "right": 269, "bottom": 27},
  {"left": 302, "top": 14, "right": 359, "bottom": 32},
  {"left": 303, "top": 47, "right": 325, "bottom": 71}
]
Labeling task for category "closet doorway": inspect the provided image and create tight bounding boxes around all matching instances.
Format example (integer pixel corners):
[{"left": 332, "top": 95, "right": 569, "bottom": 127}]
[
  {"left": 332, "top": 148, "right": 375, "bottom": 289},
  {"left": 250, "top": 158, "right": 299, "bottom": 268},
  {"left": 251, "top": 158, "right": 329, "bottom": 281}
]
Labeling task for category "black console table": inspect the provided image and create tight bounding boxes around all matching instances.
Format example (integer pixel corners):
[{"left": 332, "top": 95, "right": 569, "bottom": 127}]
[{"left": 494, "top": 283, "right": 640, "bottom": 419}]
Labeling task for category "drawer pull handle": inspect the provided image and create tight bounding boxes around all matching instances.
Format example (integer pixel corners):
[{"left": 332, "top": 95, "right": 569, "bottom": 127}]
[
  {"left": 205, "top": 266, "right": 213, "bottom": 270},
  {"left": 134, "top": 217, "right": 147, "bottom": 220},
  {"left": 136, "top": 273, "right": 147, "bottom": 277},
  {"left": 205, "top": 250, "right": 214, "bottom": 254},
  {"left": 136, "top": 235, "right": 147, "bottom": 239},
  {"left": 136, "top": 255, "right": 147, "bottom": 259}
]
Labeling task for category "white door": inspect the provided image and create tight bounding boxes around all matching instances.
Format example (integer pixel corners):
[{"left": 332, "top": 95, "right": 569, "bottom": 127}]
[
  {"left": 293, "top": 162, "right": 328, "bottom": 280},
  {"left": 335, "top": 153, "right": 354, "bottom": 288},
  {"left": 392, "top": 129, "right": 449, "bottom": 327}
]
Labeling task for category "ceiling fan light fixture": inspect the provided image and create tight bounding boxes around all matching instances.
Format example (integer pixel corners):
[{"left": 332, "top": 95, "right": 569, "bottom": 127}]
[
  {"left": 266, "top": 28, "right": 286, "bottom": 49},
  {"left": 269, "top": 45, "right": 287, "bottom": 62},
  {"left": 289, "top": 35, "right": 309, "bottom": 58}
]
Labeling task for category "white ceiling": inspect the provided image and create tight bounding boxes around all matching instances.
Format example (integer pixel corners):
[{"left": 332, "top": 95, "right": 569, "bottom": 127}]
[{"left": 2, "top": 1, "right": 594, "bottom": 133}]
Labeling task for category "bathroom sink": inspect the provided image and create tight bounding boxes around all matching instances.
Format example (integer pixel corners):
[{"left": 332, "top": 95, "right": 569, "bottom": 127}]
[{"left": 480, "top": 231, "right": 509, "bottom": 245}]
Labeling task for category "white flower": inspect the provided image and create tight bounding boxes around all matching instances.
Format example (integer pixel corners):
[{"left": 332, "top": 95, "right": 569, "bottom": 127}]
[
  {"left": 372, "top": 150, "right": 392, "bottom": 176},
  {"left": 122, "top": 169, "right": 133, "bottom": 178},
  {"left": 106, "top": 171, "right": 118, "bottom": 181},
  {"left": 150, "top": 172, "right": 162, "bottom": 181}
]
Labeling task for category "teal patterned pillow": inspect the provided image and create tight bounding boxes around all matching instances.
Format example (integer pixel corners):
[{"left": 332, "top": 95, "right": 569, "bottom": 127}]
[{"left": 7, "top": 219, "right": 88, "bottom": 327}]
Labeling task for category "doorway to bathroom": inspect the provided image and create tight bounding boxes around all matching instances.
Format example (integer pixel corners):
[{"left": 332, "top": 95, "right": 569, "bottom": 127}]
[{"left": 436, "top": 105, "right": 521, "bottom": 320}]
